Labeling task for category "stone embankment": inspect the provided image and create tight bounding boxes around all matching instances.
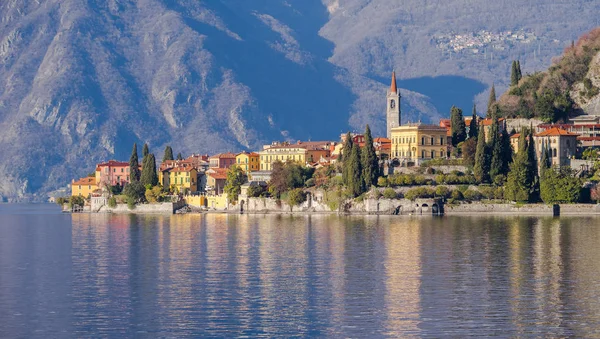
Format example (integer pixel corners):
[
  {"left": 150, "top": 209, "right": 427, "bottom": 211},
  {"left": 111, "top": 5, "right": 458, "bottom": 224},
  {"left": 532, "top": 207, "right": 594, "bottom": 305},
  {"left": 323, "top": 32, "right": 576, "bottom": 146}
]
[{"left": 445, "top": 203, "right": 600, "bottom": 216}]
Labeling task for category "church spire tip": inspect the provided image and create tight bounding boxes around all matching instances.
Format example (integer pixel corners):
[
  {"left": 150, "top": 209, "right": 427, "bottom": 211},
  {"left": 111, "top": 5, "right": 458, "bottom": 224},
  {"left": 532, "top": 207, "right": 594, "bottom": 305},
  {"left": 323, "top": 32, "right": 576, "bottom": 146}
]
[{"left": 390, "top": 70, "right": 397, "bottom": 93}]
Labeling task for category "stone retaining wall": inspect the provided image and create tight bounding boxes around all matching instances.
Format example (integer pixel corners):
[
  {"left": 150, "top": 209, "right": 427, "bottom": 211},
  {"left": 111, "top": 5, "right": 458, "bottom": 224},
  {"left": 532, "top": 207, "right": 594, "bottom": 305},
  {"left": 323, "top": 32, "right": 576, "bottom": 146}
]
[
  {"left": 446, "top": 203, "right": 600, "bottom": 215},
  {"left": 98, "top": 202, "right": 177, "bottom": 214}
]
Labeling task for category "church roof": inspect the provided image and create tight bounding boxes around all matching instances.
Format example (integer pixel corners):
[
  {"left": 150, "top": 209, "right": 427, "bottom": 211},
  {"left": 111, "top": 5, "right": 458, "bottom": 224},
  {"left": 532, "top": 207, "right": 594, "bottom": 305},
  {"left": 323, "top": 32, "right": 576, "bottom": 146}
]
[{"left": 390, "top": 71, "right": 397, "bottom": 93}]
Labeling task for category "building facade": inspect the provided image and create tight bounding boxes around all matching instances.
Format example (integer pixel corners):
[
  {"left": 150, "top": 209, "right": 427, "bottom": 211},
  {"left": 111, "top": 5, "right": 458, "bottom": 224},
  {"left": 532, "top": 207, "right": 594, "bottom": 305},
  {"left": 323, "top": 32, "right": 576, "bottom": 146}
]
[
  {"left": 206, "top": 168, "right": 228, "bottom": 195},
  {"left": 390, "top": 123, "right": 448, "bottom": 165},
  {"left": 534, "top": 127, "right": 578, "bottom": 167},
  {"left": 95, "top": 160, "right": 132, "bottom": 187},
  {"left": 71, "top": 177, "right": 98, "bottom": 197},
  {"left": 236, "top": 152, "right": 260, "bottom": 173},
  {"left": 209, "top": 153, "right": 236, "bottom": 168},
  {"left": 159, "top": 167, "right": 198, "bottom": 193}
]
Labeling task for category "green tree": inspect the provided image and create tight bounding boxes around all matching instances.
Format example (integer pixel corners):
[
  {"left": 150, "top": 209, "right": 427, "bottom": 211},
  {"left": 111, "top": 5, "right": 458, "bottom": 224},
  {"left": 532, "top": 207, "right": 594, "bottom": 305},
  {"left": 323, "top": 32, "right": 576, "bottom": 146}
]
[
  {"left": 268, "top": 161, "right": 311, "bottom": 199},
  {"left": 541, "top": 167, "right": 581, "bottom": 203},
  {"left": 347, "top": 142, "right": 363, "bottom": 197},
  {"left": 539, "top": 145, "right": 551, "bottom": 177},
  {"left": 468, "top": 105, "right": 478, "bottom": 139},
  {"left": 511, "top": 61, "right": 519, "bottom": 86},
  {"left": 505, "top": 131, "right": 530, "bottom": 202},
  {"left": 123, "top": 181, "right": 146, "bottom": 203},
  {"left": 341, "top": 132, "right": 354, "bottom": 185},
  {"left": 361, "top": 125, "right": 379, "bottom": 188},
  {"left": 489, "top": 124, "right": 502, "bottom": 181},
  {"left": 141, "top": 153, "right": 158, "bottom": 187},
  {"left": 286, "top": 188, "right": 307, "bottom": 211},
  {"left": 500, "top": 128, "right": 513, "bottom": 175},
  {"left": 450, "top": 106, "right": 467, "bottom": 146},
  {"left": 461, "top": 138, "right": 477, "bottom": 167},
  {"left": 526, "top": 128, "right": 539, "bottom": 201},
  {"left": 516, "top": 60, "right": 522, "bottom": 82},
  {"left": 473, "top": 128, "right": 490, "bottom": 183},
  {"left": 177, "top": 153, "right": 183, "bottom": 160},
  {"left": 162, "top": 146, "right": 174, "bottom": 162},
  {"left": 129, "top": 143, "right": 141, "bottom": 182},
  {"left": 142, "top": 143, "right": 149, "bottom": 159},
  {"left": 224, "top": 165, "right": 247, "bottom": 203},
  {"left": 487, "top": 84, "right": 496, "bottom": 117}
]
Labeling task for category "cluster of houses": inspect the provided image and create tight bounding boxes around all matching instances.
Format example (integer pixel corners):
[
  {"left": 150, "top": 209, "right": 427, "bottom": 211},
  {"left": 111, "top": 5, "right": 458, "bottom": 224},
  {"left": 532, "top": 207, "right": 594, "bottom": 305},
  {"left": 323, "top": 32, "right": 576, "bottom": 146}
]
[{"left": 71, "top": 72, "right": 597, "bottom": 203}]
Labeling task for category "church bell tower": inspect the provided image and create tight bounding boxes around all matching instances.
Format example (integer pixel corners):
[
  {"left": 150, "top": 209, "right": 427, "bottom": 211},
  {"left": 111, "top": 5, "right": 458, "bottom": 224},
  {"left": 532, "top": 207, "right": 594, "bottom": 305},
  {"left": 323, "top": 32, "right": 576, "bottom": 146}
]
[{"left": 386, "top": 71, "right": 401, "bottom": 138}]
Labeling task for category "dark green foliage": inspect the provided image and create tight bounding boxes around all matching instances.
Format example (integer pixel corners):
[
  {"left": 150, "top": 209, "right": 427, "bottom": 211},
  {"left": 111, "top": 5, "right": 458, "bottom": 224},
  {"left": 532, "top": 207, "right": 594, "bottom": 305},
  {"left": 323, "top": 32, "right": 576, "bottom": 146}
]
[
  {"left": 108, "top": 197, "right": 117, "bottom": 208},
  {"left": 487, "top": 84, "right": 496, "bottom": 117},
  {"left": 142, "top": 143, "right": 149, "bottom": 159},
  {"left": 435, "top": 186, "right": 451, "bottom": 198},
  {"left": 286, "top": 188, "right": 307, "bottom": 210},
  {"left": 347, "top": 142, "right": 364, "bottom": 197},
  {"left": 224, "top": 165, "right": 248, "bottom": 203},
  {"left": 123, "top": 181, "right": 146, "bottom": 203},
  {"left": 341, "top": 132, "right": 353, "bottom": 183},
  {"left": 435, "top": 173, "right": 477, "bottom": 185},
  {"left": 468, "top": 105, "right": 478, "bottom": 139},
  {"left": 141, "top": 153, "right": 158, "bottom": 187},
  {"left": 461, "top": 138, "right": 477, "bottom": 167},
  {"left": 500, "top": 129, "right": 513, "bottom": 175},
  {"left": 511, "top": 61, "right": 519, "bottom": 86},
  {"left": 539, "top": 145, "right": 551, "bottom": 176},
  {"left": 405, "top": 187, "right": 436, "bottom": 200},
  {"left": 177, "top": 153, "right": 183, "bottom": 160},
  {"left": 269, "top": 161, "right": 313, "bottom": 199},
  {"left": 526, "top": 128, "right": 539, "bottom": 201},
  {"left": 450, "top": 106, "right": 467, "bottom": 146},
  {"left": 540, "top": 167, "right": 582, "bottom": 203},
  {"left": 505, "top": 131, "right": 531, "bottom": 202},
  {"left": 488, "top": 117, "right": 501, "bottom": 180},
  {"left": 388, "top": 173, "right": 434, "bottom": 186},
  {"left": 247, "top": 184, "right": 267, "bottom": 198},
  {"left": 129, "top": 143, "right": 141, "bottom": 182},
  {"left": 361, "top": 125, "right": 379, "bottom": 187},
  {"left": 68, "top": 196, "right": 85, "bottom": 209},
  {"left": 163, "top": 146, "right": 174, "bottom": 162},
  {"left": 516, "top": 60, "right": 522, "bottom": 82},
  {"left": 463, "top": 189, "right": 483, "bottom": 201},
  {"left": 474, "top": 128, "right": 489, "bottom": 183}
]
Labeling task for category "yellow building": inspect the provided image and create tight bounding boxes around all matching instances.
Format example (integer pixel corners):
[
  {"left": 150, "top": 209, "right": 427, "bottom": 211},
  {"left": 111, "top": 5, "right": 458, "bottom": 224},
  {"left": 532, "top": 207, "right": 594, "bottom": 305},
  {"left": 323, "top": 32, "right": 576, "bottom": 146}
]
[
  {"left": 390, "top": 123, "right": 448, "bottom": 165},
  {"left": 259, "top": 145, "right": 307, "bottom": 171},
  {"left": 71, "top": 177, "right": 98, "bottom": 198},
  {"left": 159, "top": 167, "right": 198, "bottom": 194},
  {"left": 207, "top": 194, "right": 229, "bottom": 210},
  {"left": 236, "top": 152, "right": 260, "bottom": 173},
  {"left": 185, "top": 195, "right": 207, "bottom": 208}
]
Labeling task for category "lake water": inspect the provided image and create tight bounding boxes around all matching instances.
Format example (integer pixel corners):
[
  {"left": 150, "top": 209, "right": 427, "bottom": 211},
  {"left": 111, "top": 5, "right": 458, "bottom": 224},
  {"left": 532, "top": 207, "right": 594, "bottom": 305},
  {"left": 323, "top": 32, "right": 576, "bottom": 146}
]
[{"left": 2, "top": 204, "right": 600, "bottom": 337}]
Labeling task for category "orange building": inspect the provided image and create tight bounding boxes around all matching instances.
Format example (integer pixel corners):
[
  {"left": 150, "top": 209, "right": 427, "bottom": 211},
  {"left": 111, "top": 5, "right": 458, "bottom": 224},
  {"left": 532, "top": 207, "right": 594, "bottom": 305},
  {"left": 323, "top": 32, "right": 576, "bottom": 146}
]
[{"left": 71, "top": 177, "right": 98, "bottom": 198}]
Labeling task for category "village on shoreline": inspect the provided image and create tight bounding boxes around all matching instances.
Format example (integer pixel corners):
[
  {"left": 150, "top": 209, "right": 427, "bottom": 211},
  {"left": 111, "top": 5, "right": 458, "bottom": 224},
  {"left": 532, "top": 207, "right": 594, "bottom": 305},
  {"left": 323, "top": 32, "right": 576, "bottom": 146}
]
[{"left": 60, "top": 66, "right": 600, "bottom": 216}]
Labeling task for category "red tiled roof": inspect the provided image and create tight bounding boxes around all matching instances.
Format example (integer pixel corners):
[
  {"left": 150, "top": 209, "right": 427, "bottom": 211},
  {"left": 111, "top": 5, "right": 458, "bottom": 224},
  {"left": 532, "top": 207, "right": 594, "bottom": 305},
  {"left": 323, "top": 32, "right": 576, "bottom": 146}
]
[
  {"left": 210, "top": 152, "right": 236, "bottom": 159},
  {"left": 479, "top": 118, "right": 505, "bottom": 126},
  {"left": 97, "top": 160, "right": 129, "bottom": 168},
  {"left": 72, "top": 177, "right": 97, "bottom": 186},
  {"left": 207, "top": 168, "right": 228, "bottom": 179},
  {"left": 535, "top": 127, "right": 579, "bottom": 137},
  {"left": 373, "top": 137, "right": 391, "bottom": 143}
]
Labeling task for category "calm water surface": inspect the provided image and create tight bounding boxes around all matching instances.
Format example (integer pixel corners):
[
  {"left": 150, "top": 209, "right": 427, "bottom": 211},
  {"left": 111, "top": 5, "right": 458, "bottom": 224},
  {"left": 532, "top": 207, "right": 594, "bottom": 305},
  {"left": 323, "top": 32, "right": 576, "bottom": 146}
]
[{"left": 1, "top": 204, "right": 600, "bottom": 337}]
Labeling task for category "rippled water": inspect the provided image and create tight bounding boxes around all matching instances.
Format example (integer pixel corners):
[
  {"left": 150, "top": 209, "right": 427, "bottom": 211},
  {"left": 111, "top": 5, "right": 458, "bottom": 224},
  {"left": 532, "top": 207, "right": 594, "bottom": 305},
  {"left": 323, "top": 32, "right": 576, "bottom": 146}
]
[{"left": 2, "top": 204, "right": 600, "bottom": 337}]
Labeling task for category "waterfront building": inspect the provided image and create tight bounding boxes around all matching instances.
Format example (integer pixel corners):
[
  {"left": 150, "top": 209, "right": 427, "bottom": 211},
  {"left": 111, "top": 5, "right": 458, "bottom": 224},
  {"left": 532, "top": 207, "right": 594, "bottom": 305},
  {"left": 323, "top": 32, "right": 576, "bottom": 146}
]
[
  {"left": 390, "top": 123, "right": 448, "bottom": 165},
  {"left": 159, "top": 167, "right": 198, "bottom": 194},
  {"left": 209, "top": 153, "right": 236, "bottom": 169},
  {"left": 206, "top": 168, "right": 228, "bottom": 195},
  {"left": 258, "top": 141, "right": 332, "bottom": 171},
  {"left": 95, "top": 160, "right": 133, "bottom": 186},
  {"left": 236, "top": 152, "right": 260, "bottom": 173},
  {"left": 71, "top": 177, "right": 98, "bottom": 197},
  {"left": 534, "top": 127, "right": 579, "bottom": 167}
]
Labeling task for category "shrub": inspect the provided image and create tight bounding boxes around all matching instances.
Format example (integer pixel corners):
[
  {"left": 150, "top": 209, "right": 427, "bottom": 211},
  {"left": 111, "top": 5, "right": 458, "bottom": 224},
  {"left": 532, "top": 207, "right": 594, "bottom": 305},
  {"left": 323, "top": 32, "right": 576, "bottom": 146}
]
[
  {"left": 286, "top": 188, "right": 307, "bottom": 210},
  {"left": 405, "top": 187, "right": 435, "bottom": 200},
  {"left": 305, "top": 178, "right": 315, "bottom": 188},
  {"left": 435, "top": 186, "right": 451, "bottom": 198},
  {"left": 451, "top": 190, "right": 464, "bottom": 200},
  {"left": 383, "top": 188, "right": 398, "bottom": 199},
  {"left": 126, "top": 196, "right": 136, "bottom": 210},
  {"left": 463, "top": 189, "right": 483, "bottom": 201},
  {"left": 377, "top": 177, "right": 389, "bottom": 187},
  {"left": 247, "top": 185, "right": 266, "bottom": 198},
  {"left": 478, "top": 186, "right": 496, "bottom": 200},
  {"left": 55, "top": 197, "right": 67, "bottom": 206},
  {"left": 108, "top": 197, "right": 117, "bottom": 208},
  {"left": 123, "top": 181, "right": 146, "bottom": 203},
  {"left": 493, "top": 174, "right": 507, "bottom": 186},
  {"left": 68, "top": 196, "right": 85, "bottom": 209}
]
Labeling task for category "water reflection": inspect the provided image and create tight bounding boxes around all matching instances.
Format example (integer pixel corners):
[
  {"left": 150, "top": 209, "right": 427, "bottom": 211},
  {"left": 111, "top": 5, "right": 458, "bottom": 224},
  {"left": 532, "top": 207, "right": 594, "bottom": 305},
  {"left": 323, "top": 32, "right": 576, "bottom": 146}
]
[{"left": 3, "top": 211, "right": 600, "bottom": 337}]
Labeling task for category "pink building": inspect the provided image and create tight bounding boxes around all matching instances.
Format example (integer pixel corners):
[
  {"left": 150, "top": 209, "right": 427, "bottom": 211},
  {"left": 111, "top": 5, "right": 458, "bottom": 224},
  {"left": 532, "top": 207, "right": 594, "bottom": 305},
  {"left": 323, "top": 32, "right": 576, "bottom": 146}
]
[
  {"left": 95, "top": 160, "right": 132, "bottom": 187},
  {"left": 208, "top": 152, "right": 236, "bottom": 169}
]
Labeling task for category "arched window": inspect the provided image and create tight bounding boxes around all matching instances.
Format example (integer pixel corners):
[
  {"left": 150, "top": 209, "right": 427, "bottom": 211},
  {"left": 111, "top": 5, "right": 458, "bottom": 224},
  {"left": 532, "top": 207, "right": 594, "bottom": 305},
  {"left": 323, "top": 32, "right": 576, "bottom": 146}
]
[
  {"left": 431, "top": 137, "right": 434, "bottom": 145},
  {"left": 553, "top": 148, "right": 557, "bottom": 157},
  {"left": 421, "top": 137, "right": 425, "bottom": 145}
]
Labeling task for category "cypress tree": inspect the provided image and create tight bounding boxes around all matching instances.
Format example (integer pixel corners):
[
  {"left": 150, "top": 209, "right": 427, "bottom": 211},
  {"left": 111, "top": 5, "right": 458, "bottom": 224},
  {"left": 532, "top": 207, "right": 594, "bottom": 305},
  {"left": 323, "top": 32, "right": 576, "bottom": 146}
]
[
  {"left": 129, "top": 143, "right": 141, "bottom": 183},
  {"left": 487, "top": 84, "right": 496, "bottom": 117},
  {"left": 142, "top": 143, "right": 149, "bottom": 159},
  {"left": 516, "top": 60, "right": 522, "bottom": 82},
  {"left": 539, "top": 144, "right": 551, "bottom": 176},
  {"left": 500, "top": 128, "right": 513, "bottom": 175},
  {"left": 505, "top": 131, "right": 530, "bottom": 202},
  {"left": 341, "top": 132, "right": 354, "bottom": 185},
  {"left": 473, "top": 127, "right": 490, "bottom": 183},
  {"left": 348, "top": 143, "right": 363, "bottom": 197},
  {"left": 163, "top": 146, "right": 174, "bottom": 162},
  {"left": 468, "top": 104, "right": 478, "bottom": 139},
  {"left": 361, "top": 125, "right": 379, "bottom": 188},
  {"left": 450, "top": 106, "right": 466, "bottom": 146},
  {"left": 511, "top": 61, "right": 519, "bottom": 86},
  {"left": 141, "top": 153, "right": 158, "bottom": 187},
  {"left": 177, "top": 153, "right": 183, "bottom": 161},
  {"left": 489, "top": 118, "right": 502, "bottom": 180},
  {"left": 526, "top": 128, "right": 540, "bottom": 201}
]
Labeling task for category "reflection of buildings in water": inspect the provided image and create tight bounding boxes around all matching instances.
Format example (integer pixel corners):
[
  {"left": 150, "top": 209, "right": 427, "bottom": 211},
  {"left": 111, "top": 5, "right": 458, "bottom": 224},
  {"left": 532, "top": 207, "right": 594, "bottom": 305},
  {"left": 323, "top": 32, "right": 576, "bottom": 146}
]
[{"left": 384, "top": 217, "right": 421, "bottom": 337}]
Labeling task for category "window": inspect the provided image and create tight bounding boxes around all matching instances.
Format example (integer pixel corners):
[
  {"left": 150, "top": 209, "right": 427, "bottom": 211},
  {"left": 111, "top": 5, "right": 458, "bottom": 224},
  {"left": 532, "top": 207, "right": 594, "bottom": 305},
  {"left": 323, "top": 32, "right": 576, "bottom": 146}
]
[
  {"left": 441, "top": 151, "right": 444, "bottom": 158},
  {"left": 431, "top": 137, "right": 434, "bottom": 145},
  {"left": 88, "top": 185, "right": 91, "bottom": 189},
  {"left": 79, "top": 185, "right": 81, "bottom": 189},
  {"left": 431, "top": 150, "right": 434, "bottom": 158},
  {"left": 553, "top": 148, "right": 557, "bottom": 157},
  {"left": 421, "top": 150, "right": 425, "bottom": 159},
  {"left": 121, "top": 168, "right": 124, "bottom": 173},
  {"left": 421, "top": 137, "right": 425, "bottom": 145},
  {"left": 440, "top": 137, "right": 444, "bottom": 145}
]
